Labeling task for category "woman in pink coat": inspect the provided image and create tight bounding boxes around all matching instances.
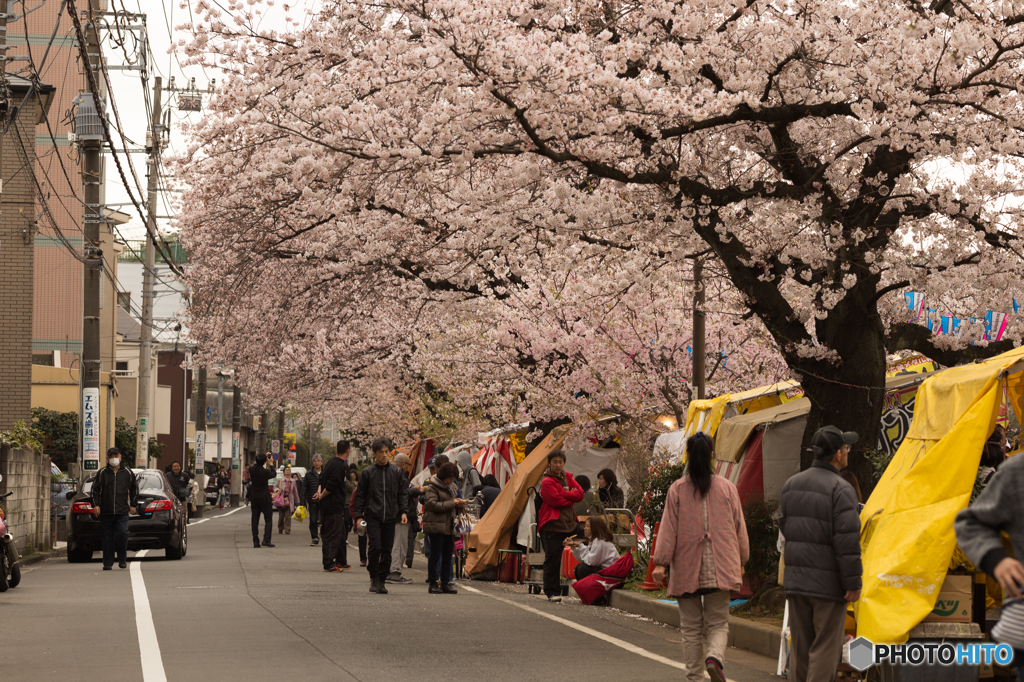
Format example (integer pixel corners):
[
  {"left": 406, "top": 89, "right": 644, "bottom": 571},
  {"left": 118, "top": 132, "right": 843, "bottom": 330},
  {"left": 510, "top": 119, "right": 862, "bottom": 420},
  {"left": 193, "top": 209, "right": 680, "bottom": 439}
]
[
  {"left": 273, "top": 466, "right": 299, "bottom": 535},
  {"left": 652, "top": 433, "right": 749, "bottom": 682}
]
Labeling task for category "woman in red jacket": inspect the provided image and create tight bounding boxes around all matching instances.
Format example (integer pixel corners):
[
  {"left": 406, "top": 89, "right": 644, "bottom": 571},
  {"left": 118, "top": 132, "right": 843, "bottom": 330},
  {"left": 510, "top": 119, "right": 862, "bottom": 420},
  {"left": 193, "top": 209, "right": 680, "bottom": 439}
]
[{"left": 538, "top": 449, "right": 585, "bottom": 602}]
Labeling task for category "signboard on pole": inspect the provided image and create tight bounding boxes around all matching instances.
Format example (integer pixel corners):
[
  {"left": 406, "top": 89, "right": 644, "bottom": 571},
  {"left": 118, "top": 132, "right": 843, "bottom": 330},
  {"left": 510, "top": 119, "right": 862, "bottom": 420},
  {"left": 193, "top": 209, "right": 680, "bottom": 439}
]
[
  {"left": 231, "top": 431, "right": 240, "bottom": 470},
  {"left": 137, "top": 417, "right": 149, "bottom": 468},
  {"left": 271, "top": 439, "right": 280, "bottom": 455},
  {"left": 195, "top": 430, "right": 206, "bottom": 475},
  {"left": 83, "top": 387, "right": 100, "bottom": 471},
  {"left": 287, "top": 447, "right": 296, "bottom": 463}
]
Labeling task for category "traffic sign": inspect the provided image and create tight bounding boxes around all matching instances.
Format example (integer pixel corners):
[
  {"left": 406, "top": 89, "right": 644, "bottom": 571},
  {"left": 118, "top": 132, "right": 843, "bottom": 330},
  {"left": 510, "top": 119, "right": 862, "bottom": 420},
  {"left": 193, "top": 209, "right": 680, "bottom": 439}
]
[{"left": 271, "top": 440, "right": 280, "bottom": 454}]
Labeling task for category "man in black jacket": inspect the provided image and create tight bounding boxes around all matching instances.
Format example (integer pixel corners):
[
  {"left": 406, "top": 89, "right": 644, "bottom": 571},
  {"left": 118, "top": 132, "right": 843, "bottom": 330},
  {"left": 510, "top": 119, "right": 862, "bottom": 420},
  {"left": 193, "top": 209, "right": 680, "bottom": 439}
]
[
  {"left": 304, "top": 455, "right": 324, "bottom": 546},
  {"left": 778, "top": 426, "right": 862, "bottom": 682},
  {"left": 249, "top": 453, "right": 277, "bottom": 548},
  {"left": 314, "top": 441, "right": 354, "bottom": 572},
  {"left": 354, "top": 439, "right": 409, "bottom": 594},
  {"left": 91, "top": 448, "right": 138, "bottom": 570}
]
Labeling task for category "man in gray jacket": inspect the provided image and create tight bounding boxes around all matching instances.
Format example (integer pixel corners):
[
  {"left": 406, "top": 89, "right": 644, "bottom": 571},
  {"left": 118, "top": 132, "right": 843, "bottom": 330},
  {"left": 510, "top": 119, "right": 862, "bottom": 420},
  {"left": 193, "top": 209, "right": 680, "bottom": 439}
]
[
  {"left": 955, "top": 452, "right": 1024, "bottom": 603},
  {"left": 778, "top": 426, "right": 862, "bottom": 682}
]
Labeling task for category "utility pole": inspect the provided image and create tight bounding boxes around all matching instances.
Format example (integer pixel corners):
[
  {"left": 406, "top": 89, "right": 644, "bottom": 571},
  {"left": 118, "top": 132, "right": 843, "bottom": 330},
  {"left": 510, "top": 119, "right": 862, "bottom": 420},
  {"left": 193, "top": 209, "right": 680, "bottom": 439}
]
[
  {"left": 277, "top": 410, "right": 285, "bottom": 467},
  {"left": 136, "top": 75, "right": 162, "bottom": 468},
  {"left": 693, "top": 257, "right": 706, "bottom": 400},
  {"left": 257, "top": 411, "right": 267, "bottom": 455},
  {"left": 230, "top": 384, "right": 241, "bottom": 507},
  {"left": 194, "top": 367, "right": 207, "bottom": 518},
  {"left": 76, "top": 0, "right": 105, "bottom": 473},
  {"left": 216, "top": 372, "right": 225, "bottom": 467}
]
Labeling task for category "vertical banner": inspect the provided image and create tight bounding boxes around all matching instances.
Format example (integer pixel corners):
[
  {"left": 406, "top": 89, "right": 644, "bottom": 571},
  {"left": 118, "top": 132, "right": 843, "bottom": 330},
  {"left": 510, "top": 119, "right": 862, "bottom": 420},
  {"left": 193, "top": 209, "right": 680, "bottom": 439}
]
[
  {"left": 231, "top": 431, "right": 240, "bottom": 470},
  {"left": 195, "top": 430, "right": 206, "bottom": 477},
  {"left": 137, "top": 417, "right": 149, "bottom": 468},
  {"left": 83, "top": 387, "right": 100, "bottom": 471}
]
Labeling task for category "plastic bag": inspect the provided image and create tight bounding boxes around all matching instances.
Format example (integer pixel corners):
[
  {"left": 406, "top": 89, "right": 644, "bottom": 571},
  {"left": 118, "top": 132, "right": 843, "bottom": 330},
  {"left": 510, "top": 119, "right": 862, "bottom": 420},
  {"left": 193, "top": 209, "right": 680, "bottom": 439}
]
[{"left": 292, "top": 505, "right": 308, "bottom": 522}]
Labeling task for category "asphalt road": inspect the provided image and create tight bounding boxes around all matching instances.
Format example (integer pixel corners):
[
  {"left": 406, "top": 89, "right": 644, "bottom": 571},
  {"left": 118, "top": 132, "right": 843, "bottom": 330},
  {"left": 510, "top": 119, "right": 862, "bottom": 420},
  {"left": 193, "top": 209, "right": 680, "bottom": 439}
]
[{"left": 2, "top": 507, "right": 781, "bottom": 682}]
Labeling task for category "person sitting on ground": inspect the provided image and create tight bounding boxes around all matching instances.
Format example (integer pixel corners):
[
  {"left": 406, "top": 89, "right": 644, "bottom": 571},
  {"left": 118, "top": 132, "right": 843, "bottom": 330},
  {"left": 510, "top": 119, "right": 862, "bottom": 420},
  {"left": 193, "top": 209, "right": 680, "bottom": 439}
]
[
  {"left": 565, "top": 516, "right": 620, "bottom": 580},
  {"left": 597, "top": 468, "right": 624, "bottom": 509},
  {"left": 478, "top": 474, "right": 501, "bottom": 517}
]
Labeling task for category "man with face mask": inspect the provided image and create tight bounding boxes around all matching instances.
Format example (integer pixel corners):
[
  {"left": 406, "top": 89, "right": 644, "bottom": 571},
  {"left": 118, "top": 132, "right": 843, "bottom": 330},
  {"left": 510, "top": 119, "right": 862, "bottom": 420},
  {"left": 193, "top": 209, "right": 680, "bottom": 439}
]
[
  {"left": 90, "top": 447, "right": 138, "bottom": 570},
  {"left": 354, "top": 439, "right": 409, "bottom": 594},
  {"left": 249, "top": 452, "right": 277, "bottom": 548}
]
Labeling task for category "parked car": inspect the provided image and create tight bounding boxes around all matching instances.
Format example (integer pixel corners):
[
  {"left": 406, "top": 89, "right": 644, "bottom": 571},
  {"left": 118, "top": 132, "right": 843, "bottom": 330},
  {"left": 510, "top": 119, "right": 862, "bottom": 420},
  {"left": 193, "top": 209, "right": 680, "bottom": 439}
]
[
  {"left": 65, "top": 468, "right": 188, "bottom": 562},
  {"left": 49, "top": 462, "right": 74, "bottom": 521}
]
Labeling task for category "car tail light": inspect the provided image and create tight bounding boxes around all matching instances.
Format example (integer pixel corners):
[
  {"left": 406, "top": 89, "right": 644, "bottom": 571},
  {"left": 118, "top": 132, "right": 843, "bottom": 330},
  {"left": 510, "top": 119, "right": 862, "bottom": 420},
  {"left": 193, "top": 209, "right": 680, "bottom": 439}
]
[
  {"left": 146, "top": 500, "right": 173, "bottom": 512},
  {"left": 72, "top": 501, "right": 94, "bottom": 514}
]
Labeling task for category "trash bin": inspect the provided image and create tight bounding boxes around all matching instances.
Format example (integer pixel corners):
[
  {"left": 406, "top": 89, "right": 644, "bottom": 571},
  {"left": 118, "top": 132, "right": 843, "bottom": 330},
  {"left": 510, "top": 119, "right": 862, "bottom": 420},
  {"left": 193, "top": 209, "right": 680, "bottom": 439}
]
[{"left": 877, "top": 622, "right": 985, "bottom": 682}]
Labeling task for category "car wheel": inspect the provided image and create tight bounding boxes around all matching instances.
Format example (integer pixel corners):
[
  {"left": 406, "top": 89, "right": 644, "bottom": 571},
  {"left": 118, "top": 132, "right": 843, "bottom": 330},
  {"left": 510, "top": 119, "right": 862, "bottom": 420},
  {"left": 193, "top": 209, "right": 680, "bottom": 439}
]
[
  {"left": 0, "top": 553, "right": 8, "bottom": 592},
  {"left": 181, "top": 524, "right": 187, "bottom": 556},
  {"left": 67, "top": 547, "right": 92, "bottom": 563},
  {"left": 9, "top": 562, "right": 20, "bottom": 588},
  {"left": 165, "top": 531, "right": 185, "bottom": 560}
]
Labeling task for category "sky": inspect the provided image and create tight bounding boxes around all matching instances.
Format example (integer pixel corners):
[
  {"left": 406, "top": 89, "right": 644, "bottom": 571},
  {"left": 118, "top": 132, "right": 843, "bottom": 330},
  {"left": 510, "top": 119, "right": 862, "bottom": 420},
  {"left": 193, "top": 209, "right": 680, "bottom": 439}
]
[{"left": 103, "top": 0, "right": 320, "bottom": 240}]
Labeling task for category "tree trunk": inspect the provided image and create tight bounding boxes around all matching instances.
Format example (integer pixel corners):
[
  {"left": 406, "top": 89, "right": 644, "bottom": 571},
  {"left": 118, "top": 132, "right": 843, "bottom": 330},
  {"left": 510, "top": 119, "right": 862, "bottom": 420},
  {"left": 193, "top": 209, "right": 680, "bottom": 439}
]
[{"left": 794, "top": 290, "right": 887, "bottom": 496}]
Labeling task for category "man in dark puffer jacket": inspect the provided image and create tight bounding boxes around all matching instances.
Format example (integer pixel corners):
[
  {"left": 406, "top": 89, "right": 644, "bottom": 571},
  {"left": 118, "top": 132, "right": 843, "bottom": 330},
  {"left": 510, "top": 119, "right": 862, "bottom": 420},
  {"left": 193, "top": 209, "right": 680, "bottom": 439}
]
[{"left": 779, "top": 425, "right": 862, "bottom": 682}]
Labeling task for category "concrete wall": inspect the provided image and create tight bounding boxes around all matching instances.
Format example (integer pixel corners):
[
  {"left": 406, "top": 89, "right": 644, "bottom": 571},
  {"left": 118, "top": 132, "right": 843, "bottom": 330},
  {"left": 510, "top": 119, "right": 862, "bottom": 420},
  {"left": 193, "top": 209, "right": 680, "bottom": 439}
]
[{"left": 0, "top": 447, "right": 52, "bottom": 553}]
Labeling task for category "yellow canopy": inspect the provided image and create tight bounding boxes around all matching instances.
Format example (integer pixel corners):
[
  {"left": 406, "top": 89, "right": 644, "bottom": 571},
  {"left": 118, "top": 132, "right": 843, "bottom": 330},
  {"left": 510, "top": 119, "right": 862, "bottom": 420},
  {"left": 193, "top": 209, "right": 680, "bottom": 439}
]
[{"left": 856, "top": 346, "right": 1024, "bottom": 643}]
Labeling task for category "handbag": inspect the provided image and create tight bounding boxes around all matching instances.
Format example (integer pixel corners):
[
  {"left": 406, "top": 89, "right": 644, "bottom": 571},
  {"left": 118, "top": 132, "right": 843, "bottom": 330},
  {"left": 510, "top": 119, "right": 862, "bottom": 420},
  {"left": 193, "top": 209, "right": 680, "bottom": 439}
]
[
  {"left": 454, "top": 512, "right": 473, "bottom": 535},
  {"left": 992, "top": 598, "right": 1024, "bottom": 649},
  {"left": 272, "top": 489, "right": 287, "bottom": 508}
]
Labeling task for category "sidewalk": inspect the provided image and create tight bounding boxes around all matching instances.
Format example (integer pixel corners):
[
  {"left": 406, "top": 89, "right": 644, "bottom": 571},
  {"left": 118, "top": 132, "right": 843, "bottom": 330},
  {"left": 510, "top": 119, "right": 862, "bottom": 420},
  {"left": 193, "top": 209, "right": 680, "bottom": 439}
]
[
  {"left": 17, "top": 542, "right": 67, "bottom": 568},
  {"left": 609, "top": 589, "right": 783, "bottom": 659}
]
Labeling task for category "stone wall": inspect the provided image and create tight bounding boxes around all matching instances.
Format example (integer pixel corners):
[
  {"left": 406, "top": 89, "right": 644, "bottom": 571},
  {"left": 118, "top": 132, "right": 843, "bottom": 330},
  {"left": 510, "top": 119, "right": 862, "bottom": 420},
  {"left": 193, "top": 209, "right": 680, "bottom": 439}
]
[{"left": 0, "top": 447, "right": 52, "bottom": 553}]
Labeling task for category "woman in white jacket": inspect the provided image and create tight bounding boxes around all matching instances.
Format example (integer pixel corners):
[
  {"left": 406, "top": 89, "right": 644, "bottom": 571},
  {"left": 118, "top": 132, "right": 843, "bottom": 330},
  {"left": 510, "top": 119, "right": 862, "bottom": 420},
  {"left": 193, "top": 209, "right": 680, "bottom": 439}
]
[{"left": 565, "top": 516, "right": 620, "bottom": 580}]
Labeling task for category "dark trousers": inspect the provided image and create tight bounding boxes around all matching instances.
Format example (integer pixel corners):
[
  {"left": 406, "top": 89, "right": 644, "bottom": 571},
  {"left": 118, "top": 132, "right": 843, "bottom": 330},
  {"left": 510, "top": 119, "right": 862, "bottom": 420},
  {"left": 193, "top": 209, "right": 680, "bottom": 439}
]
[
  {"left": 99, "top": 514, "right": 129, "bottom": 566},
  {"left": 358, "top": 532, "right": 368, "bottom": 562},
  {"left": 541, "top": 530, "right": 572, "bottom": 597},
  {"left": 406, "top": 522, "right": 416, "bottom": 568},
  {"left": 574, "top": 563, "right": 604, "bottom": 580},
  {"left": 427, "top": 534, "right": 455, "bottom": 586},
  {"left": 365, "top": 517, "right": 396, "bottom": 582},
  {"left": 251, "top": 495, "right": 273, "bottom": 544},
  {"left": 321, "top": 511, "right": 348, "bottom": 568},
  {"left": 308, "top": 501, "right": 321, "bottom": 540}
]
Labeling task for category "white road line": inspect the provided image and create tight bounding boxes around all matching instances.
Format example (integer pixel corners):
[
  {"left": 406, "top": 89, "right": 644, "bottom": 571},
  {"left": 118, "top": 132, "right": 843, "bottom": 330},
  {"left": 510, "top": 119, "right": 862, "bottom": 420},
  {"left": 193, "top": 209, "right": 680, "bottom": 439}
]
[
  {"left": 189, "top": 506, "right": 246, "bottom": 526},
  {"left": 130, "top": 550, "right": 168, "bottom": 682},
  {"left": 459, "top": 584, "right": 691, "bottom": 672}
]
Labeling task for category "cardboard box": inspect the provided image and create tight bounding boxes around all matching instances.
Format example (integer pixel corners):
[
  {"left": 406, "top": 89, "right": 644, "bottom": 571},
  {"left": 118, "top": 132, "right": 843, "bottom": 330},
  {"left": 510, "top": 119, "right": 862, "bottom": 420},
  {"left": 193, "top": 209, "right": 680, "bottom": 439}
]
[{"left": 924, "top": 574, "right": 973, "bottom": 623}]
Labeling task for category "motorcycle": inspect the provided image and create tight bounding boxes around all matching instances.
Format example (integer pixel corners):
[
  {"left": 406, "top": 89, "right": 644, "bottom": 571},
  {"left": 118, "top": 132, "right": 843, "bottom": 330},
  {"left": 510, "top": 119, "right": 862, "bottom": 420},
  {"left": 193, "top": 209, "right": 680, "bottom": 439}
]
[{"left": 0, "top": 474, "right": 22, "bottom": 591}]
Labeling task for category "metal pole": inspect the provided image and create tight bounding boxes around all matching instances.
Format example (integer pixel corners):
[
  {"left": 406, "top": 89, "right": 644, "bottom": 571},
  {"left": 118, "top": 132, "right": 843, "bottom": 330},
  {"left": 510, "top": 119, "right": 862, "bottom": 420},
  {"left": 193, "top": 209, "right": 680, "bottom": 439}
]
[
  {"left": 230, "top": 384, "right": 241, "bottom": 507},
  {"left": 194, "top": 367, "right": 207, "bottom": 518},
  {"left": 693, "top": 257, "right": 706, "bottom": 400},
  {"left": 277, "top": 410, "right": 285, "bottom": 467},
  {"left": 257, "top": 411, "right": 267, "bottom": 455},
  {"left": 79, "top": 0, "right": 104, "bottom": 475},
  {"left": 136, "top": 75, "right": 162, "bottom": 468}
]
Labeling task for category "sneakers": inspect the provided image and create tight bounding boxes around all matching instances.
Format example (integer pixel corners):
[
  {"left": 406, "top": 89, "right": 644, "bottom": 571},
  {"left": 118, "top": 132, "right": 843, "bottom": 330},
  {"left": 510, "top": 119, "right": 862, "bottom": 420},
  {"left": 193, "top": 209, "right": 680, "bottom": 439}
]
[
  {"left": 547, "top": 595, "right": 562, "bottom": 603},
  {"left": 324, "top": 565, "right": 344, "bottom": 573},
  {"left": 313, "top": 538, "right": 320, "bottom": 545},
  {"left": 339, "top": 564, "right": 353, "bottom": 570},
  {"left": 102, "top": 565, "right": 113, "bottom": 571},
  {"left": 440, "top": 583, "right": 458, "bottom": 594},
  {"left": 359, "top": 560, "right": 367, "bottom": 567},
  {"left": 386, "top": 575, "right": 412, "bottom": 584},
  {"left": 428, "top": 582, "right": 443, "bottom": 594},
  {"left": 119, "top": 561, "right": 127, "bottom": 569},
  {"left": 706, "top": 657, "right": 725, "bottom": 682}
]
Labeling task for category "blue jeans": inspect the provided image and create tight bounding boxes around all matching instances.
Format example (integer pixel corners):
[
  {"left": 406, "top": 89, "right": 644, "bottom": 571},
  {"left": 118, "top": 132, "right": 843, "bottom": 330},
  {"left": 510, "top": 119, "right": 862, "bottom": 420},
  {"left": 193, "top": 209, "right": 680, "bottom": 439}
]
[
  {"left": 100, "top": 514, "right": 129, "bottom": 566},
  {"left": 427, "top": 534, "right": 455, "bottom": 586}
]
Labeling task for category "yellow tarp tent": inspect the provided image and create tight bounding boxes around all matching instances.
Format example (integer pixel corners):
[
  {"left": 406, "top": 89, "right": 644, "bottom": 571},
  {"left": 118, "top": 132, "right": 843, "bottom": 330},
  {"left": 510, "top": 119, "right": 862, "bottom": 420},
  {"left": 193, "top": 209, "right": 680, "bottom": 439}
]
[
  {"left": 856, "top": 345, "right": 1024, "bottom": 643},
  {"left": 465, "top": 427, "right": 569, "bottom": 576}
]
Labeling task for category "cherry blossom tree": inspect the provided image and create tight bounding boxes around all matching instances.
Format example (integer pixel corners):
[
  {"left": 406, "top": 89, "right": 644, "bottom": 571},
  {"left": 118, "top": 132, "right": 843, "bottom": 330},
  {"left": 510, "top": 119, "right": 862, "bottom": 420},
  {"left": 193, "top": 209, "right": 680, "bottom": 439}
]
[{"left": 175, "top": 0, "right": 1024, "bottom": 474}]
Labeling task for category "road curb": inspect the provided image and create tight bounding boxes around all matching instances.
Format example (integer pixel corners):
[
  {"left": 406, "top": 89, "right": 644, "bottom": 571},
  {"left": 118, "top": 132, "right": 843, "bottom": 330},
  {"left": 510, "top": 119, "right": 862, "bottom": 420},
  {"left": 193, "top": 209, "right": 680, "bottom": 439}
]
[
  {"left": 608, "top": 589, "right": 782, "bottom": 659},
  {"left": 17, "top": 545, "right": 68, "bottom": 568}
]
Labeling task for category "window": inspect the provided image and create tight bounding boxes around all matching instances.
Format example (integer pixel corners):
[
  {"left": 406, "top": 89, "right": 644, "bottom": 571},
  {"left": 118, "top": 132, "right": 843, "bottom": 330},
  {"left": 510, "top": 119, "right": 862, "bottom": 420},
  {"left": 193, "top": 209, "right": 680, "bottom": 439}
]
[
  {"left": 117, "top": 291, "right": 131, "bottom": 311},
  {"left": 115, "top": 361, "right": 129, "bottom": 371},
  {"left": 32, "top": 353, "right": 55, "bottom": 367}
]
